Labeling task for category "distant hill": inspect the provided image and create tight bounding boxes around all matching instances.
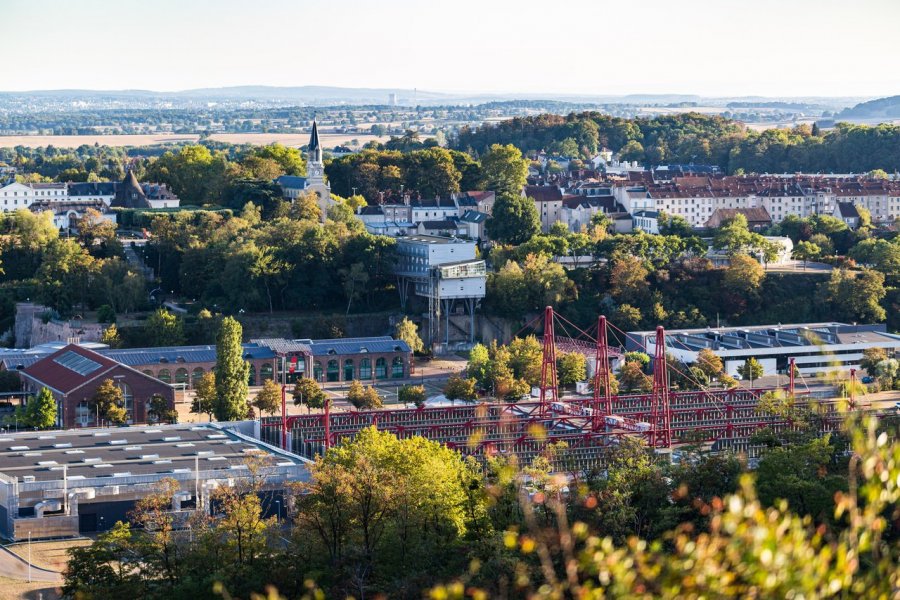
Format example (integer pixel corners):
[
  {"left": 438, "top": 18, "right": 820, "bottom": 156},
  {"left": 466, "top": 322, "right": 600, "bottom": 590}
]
[{"left": 838, "top": 95, "right": 900, "bottom": 119}]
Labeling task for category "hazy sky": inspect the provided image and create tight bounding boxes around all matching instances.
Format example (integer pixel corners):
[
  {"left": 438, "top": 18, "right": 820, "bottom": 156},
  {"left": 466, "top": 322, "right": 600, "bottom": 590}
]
[{"left": 2, "top": 0, "right": 899, "bottom": 97}]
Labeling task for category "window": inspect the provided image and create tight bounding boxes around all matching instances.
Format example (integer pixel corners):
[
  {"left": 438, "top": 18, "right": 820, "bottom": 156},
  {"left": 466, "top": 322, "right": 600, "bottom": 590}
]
[
  {"left": 260, "top": 363, "right": 274, "bottom": 382},
  {"left": 175, "top": 368, "right": 189, "bottom": 386},
  {"left": 327, "top": 359, "right": 340, "bottom": 382},
  {"left": 118, "top": 382, "right": 133, "bottom": 422},
  {"left": 158, "top": 369, "right": 171, "bottom": 383},
  {"left": 391, "top": 357, "right": 404, "bottom": 378},
  {"left": 313, "top": 361, "right": 323, "bottom": 381},
  {"left": 191, "top": 368, "right": 204, "bottom": 386},
  {"left": 375, "top": 358, "right": 387, "bottom": 380},
  {"left": 344, "top": 359, "right": 354, "bottom": 381},
  {"left": 247, "top": 365, "right": 257, "bottom": 386},
  {"left": 359, "top": 358, "right": 372, "bottom": 379}
]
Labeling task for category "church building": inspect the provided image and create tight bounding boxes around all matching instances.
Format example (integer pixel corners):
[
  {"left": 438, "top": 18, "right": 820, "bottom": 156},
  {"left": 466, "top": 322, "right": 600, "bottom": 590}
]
[{"left": 275, "top": 120, "right": 334, "bottom": 219}]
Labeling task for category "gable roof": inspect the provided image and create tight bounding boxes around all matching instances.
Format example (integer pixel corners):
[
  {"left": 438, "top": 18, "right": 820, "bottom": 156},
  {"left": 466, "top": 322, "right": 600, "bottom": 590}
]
[
  {"left": 524, "top": 185, "right": 563, "bottom": 203},
  {"left": 837, "top": 202, "right": 860, "bottom": 219},
  {"left": 276, "top": 175, "right": 308, "bottom": 189},
  {"left": 21, "top": 345, "right": 122, "bottom": 395}
]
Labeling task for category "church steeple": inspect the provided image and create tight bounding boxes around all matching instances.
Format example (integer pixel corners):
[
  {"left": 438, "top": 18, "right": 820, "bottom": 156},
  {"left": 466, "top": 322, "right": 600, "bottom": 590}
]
[{"left": 308, "top": 119, "right": 322, "bottom": 165}]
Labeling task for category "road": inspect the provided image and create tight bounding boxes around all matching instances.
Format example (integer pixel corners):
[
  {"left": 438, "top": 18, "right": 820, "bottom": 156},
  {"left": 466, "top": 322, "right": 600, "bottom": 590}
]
[{"left": 0, "top": 546, "right": 61, "bottom": 583}]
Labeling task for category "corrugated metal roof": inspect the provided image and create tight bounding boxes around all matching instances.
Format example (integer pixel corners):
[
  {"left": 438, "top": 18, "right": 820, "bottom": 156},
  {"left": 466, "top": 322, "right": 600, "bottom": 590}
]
[
  {"left": 101, "top": 343, "right": 275, "bottom": 366},
  {"left": 253, "top": 336, "right": 410, "bottom": 356}
]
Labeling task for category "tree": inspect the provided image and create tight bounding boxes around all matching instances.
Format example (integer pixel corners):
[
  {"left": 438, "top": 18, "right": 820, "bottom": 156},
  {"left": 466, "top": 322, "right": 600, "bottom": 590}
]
[
  {"left": 723, "top": 254, "right": 764, "bottom": 295},
  {"left": 618, "top": 361, "right": 652, "bottom": 392},
  {"left": 695, "top": 348, "right": 725, "bottom": 380},
  {"left": 506, "top": 336, "right": 543, "bottom": 385},
  {"left": 361, "top": 386, "right": 384, "bottom": 409},
  {"left": 557, "top": 351, "right": 587, "bottom": 386},
  {"left": 479, "top": 143, "right": 529, "bottom": 196},
  {"left": 214, "top": 317, "right": 250, "bottom": 421},
  {"left": 443, "top": 375, "right": 477, "bottom": 403},
  {"left": 817, "top": 268, "right": 887, "bottom": 323},
  {"left": 190, "top": 372, "right": 216, "bottom": 422},
  {"left": 859, "top": 347, "right": 888, "bottom": 374},
  {"left": 292, "top": 377, "right": 326, "bottom": 410},
  {"left": 792, "top": 240, "right": 821, "bottom": 266},
  {"left": 467, "top": 343, "right": 491, "bottom": 388},
  {"left": 737, "top": 358, "right": 764, "bottom": 387},
  {"left": 144, "top": 308, "right": 186, "bottom": 347},
  {"left": 147, "top": 394, "right": 177, "bottom": 424},
  {"left": 486, "top": 192, "right": 540, "bottom": 244},
  {"left": 100, "top": 324, "right": 122, "bottom": 349},
  {"left": 398, "top": 384, "right": 427, "bottom": 408},
  {"left": 395, "top": 316, "right": 424, "bottom": 354},
  {"left": 609, "top": 255, "right": 649, "bottom": 303},
  {"left": 90, "top": 379, "right": 127, "bottom": 425},
  {"left": 252, "top": 379, "right": 282, "bottom": 417},
  {"left": 25, "top": 387, "right": 57, "bottom": 429},
  {"left": 63, "top": 522, "right": 141, "bottom": 599}
]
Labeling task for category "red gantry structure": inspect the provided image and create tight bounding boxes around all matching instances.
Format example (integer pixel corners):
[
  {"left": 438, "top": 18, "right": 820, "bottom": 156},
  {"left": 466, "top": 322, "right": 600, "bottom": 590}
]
[{"left": 261, "top": 307, "right": 861, "bottom": 468}]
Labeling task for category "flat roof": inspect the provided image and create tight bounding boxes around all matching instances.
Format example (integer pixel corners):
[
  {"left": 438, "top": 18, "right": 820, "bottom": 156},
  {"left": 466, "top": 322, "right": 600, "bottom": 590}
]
[
  {"left": 0, "top": 423, "right": 304, "bottom": 482},
  {"left": 398, "top": 235, "right": 470, "bottom": 244},
  {"left": 628, "top": 322, "right": 900, "bottom": 352}
]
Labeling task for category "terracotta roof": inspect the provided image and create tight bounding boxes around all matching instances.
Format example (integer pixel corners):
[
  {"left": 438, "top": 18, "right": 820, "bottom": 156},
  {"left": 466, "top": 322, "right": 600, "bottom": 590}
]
[{"left": 21, "top": 345, "right": 121, "bottom": 395}]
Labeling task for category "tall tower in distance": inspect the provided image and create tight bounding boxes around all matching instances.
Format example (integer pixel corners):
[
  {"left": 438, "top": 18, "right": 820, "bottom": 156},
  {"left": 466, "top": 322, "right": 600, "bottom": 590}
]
[
  {"left": 307, "top": 119, "right": 325, "bottom": 184},
  {"left": 304, "top": 119, "right": 332, "bottom": 217}
]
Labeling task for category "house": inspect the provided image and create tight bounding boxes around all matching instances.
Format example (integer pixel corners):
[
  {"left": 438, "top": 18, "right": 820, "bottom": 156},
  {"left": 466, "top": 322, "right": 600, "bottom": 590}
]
[
  {"left": 633, "top": 210, "right": 661, "bottom": 234},
  {"left": 524, "top": 185, "right": 564, "bottom": 232},
  {"left": 835, "top": 202, "right": 861, "bottom": 229},
  {"left": 18, "top": 344, "right": 176, "bottom": 428},
  {"left": 112, "top": 170, "right": 180, "bottom": 209},
  {"left": 458, "top": 210, "right": 489, "bottom": 240},
  {"left": 455, "top": 191, "right": 495, "bottom": 215},
  {"left": 706, "top": 207, "right": 772, "bottom": 231}
]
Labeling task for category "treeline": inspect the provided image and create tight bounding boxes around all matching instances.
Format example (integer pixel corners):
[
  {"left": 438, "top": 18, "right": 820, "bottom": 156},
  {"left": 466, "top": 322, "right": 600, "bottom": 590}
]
[
  {"left": 484, "top": 212, "right": 898, "bottom": 332},
  {"left": 142, "top": 198, "right": 397, "bottom": 314},
  {"left": 453, "top": 111, "right": 900, "bottom": 173},
  {"left": 62, "top": 416, "right": 900, "bottom": 598}
]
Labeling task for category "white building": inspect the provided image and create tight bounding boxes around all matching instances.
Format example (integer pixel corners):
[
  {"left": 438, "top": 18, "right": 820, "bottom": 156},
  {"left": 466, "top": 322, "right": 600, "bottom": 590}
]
[{"left": 627, "top": 322, "right": 900, "bottom": 378}]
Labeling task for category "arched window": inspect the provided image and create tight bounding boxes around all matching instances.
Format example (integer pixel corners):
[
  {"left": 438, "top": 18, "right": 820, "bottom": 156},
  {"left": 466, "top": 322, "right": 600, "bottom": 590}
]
[
  {"left": 375, "top": 357, "right": 387, "bottom": 379},
  {"left": 260, "top": 363, "right": 274, "bottom": 382},
  {"left": 327, "top": 360, "right": 340, "bottom": 382},
  {"left": 313, "top": 361, "right": 323, "bottom": 382},
  {"left": 391, "top": 357, "right": 404, "bottom": 378},
  {"left": 359, "top": 358, "right": 372, "bottom": 380},
  {"left": 175, "top": 368, "right": 189, "bottom": 386},
  {"left": 143, "top": 370, "right": 153, "bottom": 377},
  {"left": 158, "top": 369, "right": 171, "bottom": 384},
  {"left": 344, "top": 359, "right": 354, "bottom": 381},
  {"left": 247, "top": 365, "right": 257, "bottom": 386},
  {"left": 191, "top": 368, "right": 204, "bottom": 387}
]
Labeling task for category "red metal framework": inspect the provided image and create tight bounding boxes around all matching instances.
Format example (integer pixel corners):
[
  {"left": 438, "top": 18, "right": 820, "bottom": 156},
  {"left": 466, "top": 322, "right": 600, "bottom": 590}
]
[
  {"left": 649, "top": 326, "right": 673, "bottom": 448},
  {"left": 264, "top": 308, "right": 884, "bottom": 460},
  {"left": 592, "top": 315, "right": 612, "bottom": 431},
  {"left": 538, "top": 306, "right": 559, "bottom": 418}
]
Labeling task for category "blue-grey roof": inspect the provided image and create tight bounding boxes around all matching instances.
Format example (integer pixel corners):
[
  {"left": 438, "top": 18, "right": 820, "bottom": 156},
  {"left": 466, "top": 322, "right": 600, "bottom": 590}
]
[
  {"left": 253, "top": 336, "right": 410, "bottom": 356},
  {"left": 460, "top": 210, "right": 488, "bottom": 223},
  {"left": 307, "top": 336, "right": 410, "bottom": 357},
  {"left": 276, "top": 175, "right": 308, "bottom": 189},
  {"left": 0, "top": 356, "right": 41, "bottom": 371},
  {"left": 100, "top": 343, "right": 275, "bottom": 367}
]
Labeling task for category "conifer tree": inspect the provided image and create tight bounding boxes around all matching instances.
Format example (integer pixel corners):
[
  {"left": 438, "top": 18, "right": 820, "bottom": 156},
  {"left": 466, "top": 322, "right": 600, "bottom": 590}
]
[{"left": 214, "top": 317, "right": 249, "bottom": 421}]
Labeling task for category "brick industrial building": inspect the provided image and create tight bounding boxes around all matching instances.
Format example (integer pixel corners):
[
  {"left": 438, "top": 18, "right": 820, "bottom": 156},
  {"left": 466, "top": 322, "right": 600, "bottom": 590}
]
[{"left": 18, "top": 345, "right": 176, "bottom": 428}]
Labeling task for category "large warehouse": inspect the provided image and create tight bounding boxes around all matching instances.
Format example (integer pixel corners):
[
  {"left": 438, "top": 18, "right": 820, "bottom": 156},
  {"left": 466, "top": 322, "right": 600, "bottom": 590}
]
[
  {"left": 627, "top": 322, "right": 900, "bottom": 377},
  {"left": 0, "top": 422, "right": 307, "bottom": 541}
]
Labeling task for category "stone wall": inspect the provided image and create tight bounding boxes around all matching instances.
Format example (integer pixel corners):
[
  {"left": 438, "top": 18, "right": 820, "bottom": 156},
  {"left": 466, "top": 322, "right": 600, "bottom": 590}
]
[{"left": 14, "top": 302, "right": 104, "bottom": 349}]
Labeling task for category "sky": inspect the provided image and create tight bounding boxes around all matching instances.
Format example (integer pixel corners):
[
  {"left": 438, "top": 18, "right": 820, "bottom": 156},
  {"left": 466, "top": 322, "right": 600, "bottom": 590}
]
[{"left": 2, "top": 0, "right": 899, "bottom": 98}]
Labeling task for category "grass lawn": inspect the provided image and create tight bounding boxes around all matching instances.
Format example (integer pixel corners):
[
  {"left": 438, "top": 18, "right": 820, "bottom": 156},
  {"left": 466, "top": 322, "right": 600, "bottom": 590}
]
[{"left": 5, "top": 539, "right": 91, "bottom": 572}]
